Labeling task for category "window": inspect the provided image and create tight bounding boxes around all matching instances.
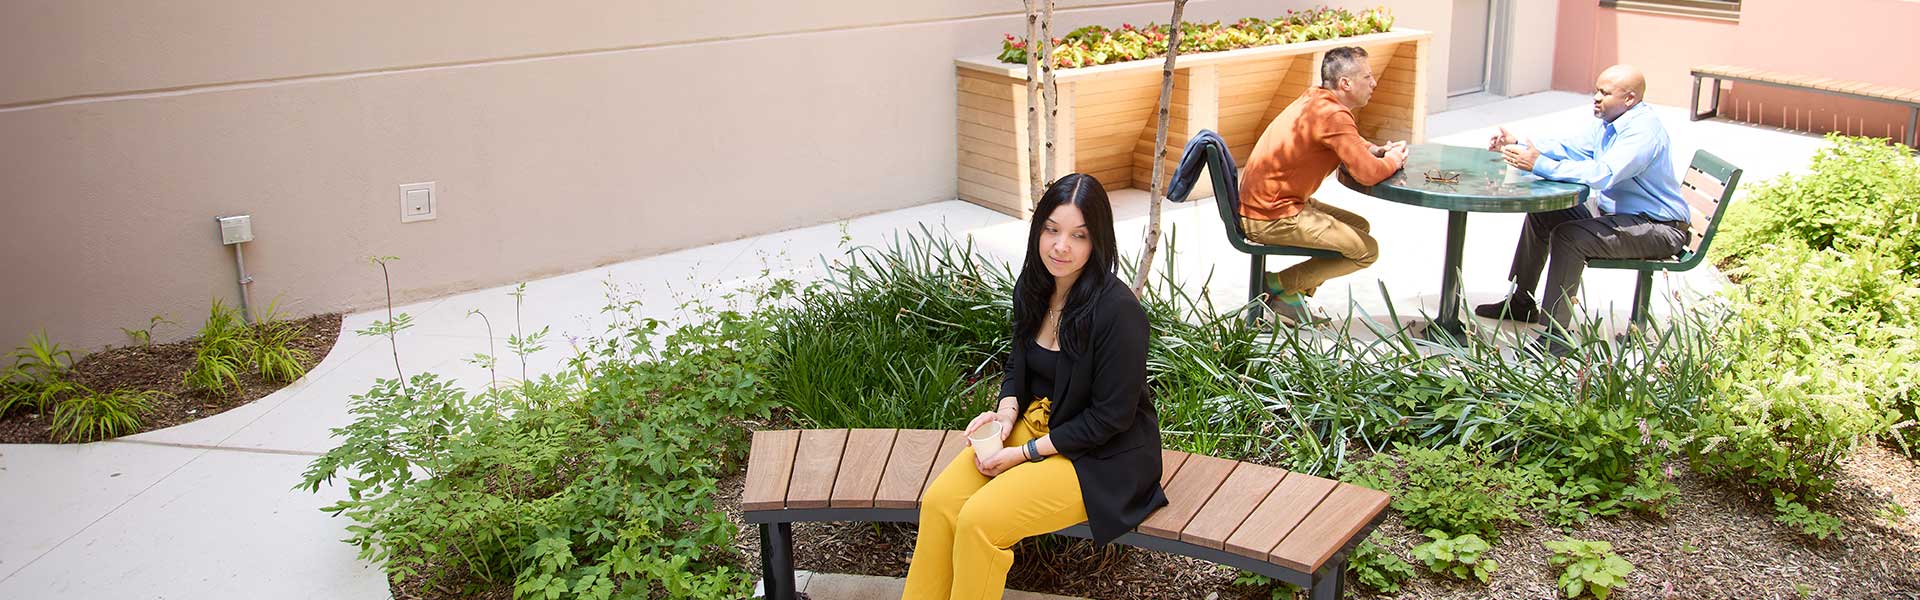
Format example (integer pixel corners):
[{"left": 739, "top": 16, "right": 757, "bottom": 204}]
[{"left": 1600, "top": 0, "right": 1740, "bottom": 22}]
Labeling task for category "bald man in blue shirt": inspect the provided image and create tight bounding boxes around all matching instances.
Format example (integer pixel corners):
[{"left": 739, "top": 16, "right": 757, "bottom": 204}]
[{"left": 1475, "top": 65, "right": 1692, "bottom": 356}]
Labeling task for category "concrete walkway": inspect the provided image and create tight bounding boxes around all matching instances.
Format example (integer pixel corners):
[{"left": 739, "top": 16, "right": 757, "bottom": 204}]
[{"left": 0, "top": 92, "right": 1825, "bottom": 599}]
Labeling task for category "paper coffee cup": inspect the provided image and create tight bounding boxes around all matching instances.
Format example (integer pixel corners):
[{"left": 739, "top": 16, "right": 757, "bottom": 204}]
[{"left": 968, "top": 421, "right": 1004, "bottom": 457}]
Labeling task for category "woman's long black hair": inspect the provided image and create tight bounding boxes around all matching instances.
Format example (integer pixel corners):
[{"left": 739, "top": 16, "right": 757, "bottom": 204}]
[{"left": 1014, "top": 173, "right": 1120, "bottom": 355}]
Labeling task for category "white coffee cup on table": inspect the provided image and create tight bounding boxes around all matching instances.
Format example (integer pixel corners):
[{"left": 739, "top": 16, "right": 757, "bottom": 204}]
[{"left": 968, "top": 421, "right": 1004, "bottom": 457}]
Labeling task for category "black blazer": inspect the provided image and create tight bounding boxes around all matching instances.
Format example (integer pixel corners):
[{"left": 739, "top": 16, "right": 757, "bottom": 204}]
[{"left": 999, "top": 279, "right": 1167, "bottom": 545}]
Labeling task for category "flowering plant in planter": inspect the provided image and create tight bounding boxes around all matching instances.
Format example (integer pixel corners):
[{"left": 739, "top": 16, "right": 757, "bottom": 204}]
[{"left": 997, "top": 6, "right": 1395, "bottom": 68}]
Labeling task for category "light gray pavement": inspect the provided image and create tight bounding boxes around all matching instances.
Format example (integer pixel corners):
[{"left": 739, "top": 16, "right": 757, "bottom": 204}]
[{"left": 0, "top": 92, "right": 1828, "bottom": 598}]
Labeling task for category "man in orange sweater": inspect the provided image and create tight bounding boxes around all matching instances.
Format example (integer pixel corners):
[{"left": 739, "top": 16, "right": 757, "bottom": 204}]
[{"left": 1239, "top": 46, "right": 1407, "bottom": 325}]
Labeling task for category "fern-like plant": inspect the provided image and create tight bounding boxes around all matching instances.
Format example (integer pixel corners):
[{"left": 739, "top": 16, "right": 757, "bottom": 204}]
[{"left": 52, "top": 387, "right": 162, "bottom": 442}]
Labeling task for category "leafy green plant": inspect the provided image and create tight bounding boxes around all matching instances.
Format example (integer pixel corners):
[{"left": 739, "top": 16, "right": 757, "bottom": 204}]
[
  {"left": 183, "top": 299, "right": 253, "bottom": 396},
  {"left": 357, "top": 256, "right": 414, "bottom": 392},
  {"left": 1410, "top": 529, "right": 1497, "bottom": 583},
  {"left": 1230, "top": 570, "right": 1300, "bottom": 600},
  {"left": 1345, "top": 445, "right": 1532, "bottom": 541},
  {"left": 1544, "top": 537, "right": 1634, "bottom": 599},
  {"left": 1346, "top": 536, "right": 1415, "bottom": 593},
  {"left": 121, "top": 315, "right": 174, "bottom": 347},
  {"left": 1773, "top": 495, "right": 1844, "bottom": 540},
  {"left": 51, "top": 387, "right": 162, "bottom": 442},
  {"left": 1879, "top": 502, "right": 1910, "bottom": 528},
  {"left": 302, "top": 282, "right": 780, "bottom": 599}
]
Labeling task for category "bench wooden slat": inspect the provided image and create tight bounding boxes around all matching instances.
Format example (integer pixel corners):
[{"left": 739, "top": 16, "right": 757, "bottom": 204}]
[
  {"left": 1268, "top": 483, "right": 1391, "bottom": 573},
  {"left": 1682, "top": 166, "right": 1727, "bottom": 199},
  {"left": 874, "top": 429, "right": 946, "bottom": 509},
  {"left": 1683, "top": 186, "right": 1718, "bottom": 253},
  {"left": 1179, "top": 462, "right": 1287, "bottom": 550},
  {"left": 1223, "top": 471, "right": 1338, "bottom": 559},
  {"left": 829, "top": 429, "right": 898, "bottom": 508},
  {"left": 742, "top": 430, "right": 802, "bottom": 511},
  {"left": 786, "top": 429, "right": 849, "bottom": 509},
  {"left": 919, "top": 430, "right": 970, "bottom": 498},
  {"left": 1160, "top": 449, "right": 1191, "bottom": 489},
  {"left": 1139, "top": 454, "right": 1236, "bottom": 538}
]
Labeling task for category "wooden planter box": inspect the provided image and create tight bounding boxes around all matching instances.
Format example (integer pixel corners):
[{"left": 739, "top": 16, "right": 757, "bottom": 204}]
[{"left": 955, "top": 28, "right": 1432, "bottom": 217}]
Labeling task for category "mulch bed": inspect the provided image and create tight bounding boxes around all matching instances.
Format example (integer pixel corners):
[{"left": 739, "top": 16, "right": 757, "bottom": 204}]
[
  {"left": 721, "top": 444, "right": 1920, "bottom": 600},
  {"left": 0, "top": 312, "right": 342, "bottom": 443}
]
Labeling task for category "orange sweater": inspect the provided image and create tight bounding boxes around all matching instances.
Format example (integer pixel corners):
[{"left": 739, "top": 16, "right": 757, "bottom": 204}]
[{"left": 1238, "top": 87, "right": 1403, "bottom": 220}]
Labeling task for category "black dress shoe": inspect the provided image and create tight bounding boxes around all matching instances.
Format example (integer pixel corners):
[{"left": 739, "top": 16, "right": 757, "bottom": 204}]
[
  {"left": 1524, "top": 333, "right": 1574, "bottom": 359},
  {"left": 1474, "top": 294, "right": 1541, "bottom": 323}
]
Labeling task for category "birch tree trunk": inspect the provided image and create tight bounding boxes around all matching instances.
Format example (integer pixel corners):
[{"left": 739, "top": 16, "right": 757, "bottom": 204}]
[
  {"left": 1133, "top": 0, "right": 1188, "bottom": 295},
  {"left": 1041, "top": 0, "right": 1058, "bottom": 185},
  {"left": 1024, "top": 1, "right": 1044, "bottom": 207}
]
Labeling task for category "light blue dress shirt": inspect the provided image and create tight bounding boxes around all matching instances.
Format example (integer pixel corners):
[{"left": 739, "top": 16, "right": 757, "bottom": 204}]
[{"left": 1528, "top": 103, "right": 1689, "bottom": 223}]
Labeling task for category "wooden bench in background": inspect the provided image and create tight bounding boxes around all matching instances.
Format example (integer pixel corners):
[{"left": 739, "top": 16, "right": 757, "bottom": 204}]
[
  {"left": 742, "top": 428, "right": 1391, "bottom": 600},
  {"left": 1690, "top": 65, "right": 1920, "bottom": 149}
]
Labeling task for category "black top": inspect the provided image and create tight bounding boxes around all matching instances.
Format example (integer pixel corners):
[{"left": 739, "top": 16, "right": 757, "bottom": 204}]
[
  {"left": 1026, "top": 337, "right": 1059, "bottom": 401},
  {"left": 998, "top": 279, "right": 1166, "bottom": 545}
]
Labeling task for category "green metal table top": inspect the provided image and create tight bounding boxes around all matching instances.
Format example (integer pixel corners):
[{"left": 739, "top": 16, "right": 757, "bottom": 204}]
[{"left": 1338, "top": 143, "right": 1587, "bottom": 212}]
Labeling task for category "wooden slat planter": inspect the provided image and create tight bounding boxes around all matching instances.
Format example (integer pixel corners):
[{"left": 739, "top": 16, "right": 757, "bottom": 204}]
[
  {"left": 955, "top": 28, "right": 1433, "bottom": 217},
  {"left": 743, "top": 429, "right": 1391, "bottom": 600}
]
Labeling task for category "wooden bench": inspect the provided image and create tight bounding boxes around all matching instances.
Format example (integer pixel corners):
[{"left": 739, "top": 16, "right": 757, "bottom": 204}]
[
  {"left": 743, "top": 428, "right": 1390, "bottom": 600},
  {"left": 1690, "top": 65, "right": 1920, "bottom": 149},
  {"left": 1590, "top": 149, "right": 1743, "bottom": 325},
  {"left": 1165, "top": 129, "right": 1342, "bottom": 325}
]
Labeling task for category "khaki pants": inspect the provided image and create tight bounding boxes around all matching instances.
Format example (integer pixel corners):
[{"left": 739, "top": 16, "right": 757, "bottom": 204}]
[
  {"left": 1240, "top": 200, "right": 1379, "bottom": 296},
  {"left": 902, "top": 400, "right": 1085, "bottom": 600}
]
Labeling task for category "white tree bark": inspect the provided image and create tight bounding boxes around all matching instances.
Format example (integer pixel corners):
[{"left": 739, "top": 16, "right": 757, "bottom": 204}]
[
  {"left": 1041, "top": 0, "right": 1058, "bottom": 185},
  {"left": 1134, "top": 0, "right": 1188, "bottom": 295},
  {"left": 1024, "top": 1, "right": 1044, "bottom": 207}
]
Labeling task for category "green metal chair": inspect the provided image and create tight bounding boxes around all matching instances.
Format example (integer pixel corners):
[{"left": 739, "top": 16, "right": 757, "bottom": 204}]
[
  {"left": 1590, "top": 149, "right": 1743, "bottom": 325},
  {"left": 1165, "top": 130, "right": 1339, "bottom": 323}
]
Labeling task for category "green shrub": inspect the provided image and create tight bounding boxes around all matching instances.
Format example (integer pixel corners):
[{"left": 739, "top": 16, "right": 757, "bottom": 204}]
[
  {"left": 1410, "top": 529, "right": 1497, "bottom": 583},
  {"left": 301, "top": 288, "right": 777, "bottom": 599},
  {"left": 1715, "top": 134, "right": 1920, "bottom": 274},
  {"left": 1346, "top": 536, "right": 1415, "bottom": 593},
  {"left": 1345, "top": 446, "right": 1532, "bottom": 541},
  {"left": 51, "top": 387, "right": 161, "bottom": 442},
  {"left": 998, "top": 8, "right": 1396, "bottom": 68},
  {"left": 1544, "top": 538, "right": 1634, "bottom": 599}
]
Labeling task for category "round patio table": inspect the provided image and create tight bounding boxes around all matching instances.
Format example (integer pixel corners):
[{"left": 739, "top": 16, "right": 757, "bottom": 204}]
[{"left": 1337, "top": 143, "right": 1588, "bottom": 342}]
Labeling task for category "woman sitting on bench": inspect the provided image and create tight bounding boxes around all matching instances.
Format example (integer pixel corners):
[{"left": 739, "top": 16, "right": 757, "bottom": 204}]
[{"left": 902, "top": 173, "right": 1167, "bottom": 599}]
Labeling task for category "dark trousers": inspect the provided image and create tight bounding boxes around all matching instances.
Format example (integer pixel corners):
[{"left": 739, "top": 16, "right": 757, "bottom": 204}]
[{"left": 1508, "top": 206, "right": 1688, "bottom": 333}]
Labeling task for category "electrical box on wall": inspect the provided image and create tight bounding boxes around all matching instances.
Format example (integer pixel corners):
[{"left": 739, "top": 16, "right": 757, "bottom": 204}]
[
  {"left": 399, "top": 182, "right": 437, "bottom": 223},
  {"left": 216, "top": 215, "right": 254, "bottom": 245}
]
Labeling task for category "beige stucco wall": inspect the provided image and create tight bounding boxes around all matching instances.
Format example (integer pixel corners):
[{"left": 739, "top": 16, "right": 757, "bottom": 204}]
[{"left": 0, "top": 1, "right": 1451, "bottom": 352}]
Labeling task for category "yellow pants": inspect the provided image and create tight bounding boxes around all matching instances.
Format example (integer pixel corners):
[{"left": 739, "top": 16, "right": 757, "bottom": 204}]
[{"left": 901, "top": 399, "right": 1086, "bottom": 600}]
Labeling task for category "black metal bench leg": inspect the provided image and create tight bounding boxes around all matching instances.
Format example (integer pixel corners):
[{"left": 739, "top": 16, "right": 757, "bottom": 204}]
[
  {"left": 1629, "top": 269, "right": 1654, "bottom": 327},
  {"left": 1310, "top": 555, "right": 1349, "bottom": 600},
  {"left": 759, "top": 522, "right": 800, "bottom": 600},
  {"left": 1248, "top": 253, "right": 1268, "bottom": 326},
  {"left": 1691, "top": 76, "right": 1703, "bottom": 121}
]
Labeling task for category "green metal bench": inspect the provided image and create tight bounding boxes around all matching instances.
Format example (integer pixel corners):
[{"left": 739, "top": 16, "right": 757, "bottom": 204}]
[
  {"left": 1166, "top": 130, "right": 1340, "bottom": 323},
  {"left": 1590, "top": 149, "right": 1743, "bottom": 325}
]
